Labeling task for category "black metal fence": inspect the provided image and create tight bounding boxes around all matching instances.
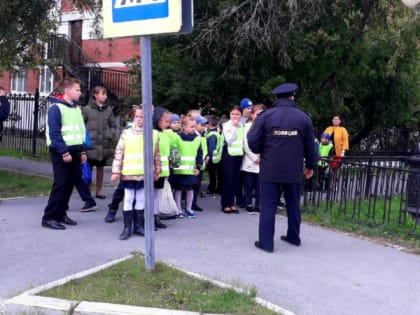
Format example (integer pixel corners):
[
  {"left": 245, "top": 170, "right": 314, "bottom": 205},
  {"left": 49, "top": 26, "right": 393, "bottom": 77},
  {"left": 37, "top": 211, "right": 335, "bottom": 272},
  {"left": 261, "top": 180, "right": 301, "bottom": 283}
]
[
  {"left": 302, "top": 156, "right": 420, "bottom": 237},
  {"left": 0, "top": 90, "right": 125, "bottom": 157},
  {"left": 0, "top": 91, "right": 49, "bottom": 156}
]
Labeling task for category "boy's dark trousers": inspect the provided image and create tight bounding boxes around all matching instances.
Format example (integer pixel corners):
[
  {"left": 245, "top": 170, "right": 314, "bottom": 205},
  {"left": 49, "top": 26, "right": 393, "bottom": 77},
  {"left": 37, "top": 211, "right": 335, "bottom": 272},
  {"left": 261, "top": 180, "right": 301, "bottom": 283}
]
[
  {"left": 192, "top": 171, "right": 203, "bottom": 208},
  {"left": 216, "top": 162, "right": 223, "bottom": 194},
  {"left": 109, "top": 180, "right": 125, "bottom": 210},
  {"left": 206, "top": 161, "right": 218, "bottom": 194},
  {"left": 243, "top": 171, "right": 260, "bottom": 208},
  {"left": 43, "top": 149, "right": 83, "bottom": 221},
  {"left": 318, "top": 166, "right": 330, "bottom": 191}
]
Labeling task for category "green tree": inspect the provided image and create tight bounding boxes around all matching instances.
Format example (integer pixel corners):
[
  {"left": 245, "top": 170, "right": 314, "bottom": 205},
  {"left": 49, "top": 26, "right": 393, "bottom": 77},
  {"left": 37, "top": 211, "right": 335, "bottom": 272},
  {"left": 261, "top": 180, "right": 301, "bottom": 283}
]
[
  {"left": 0, "top": 0, "right": 97, "bottom": 71},
  {"left": 127, "top": 0, "right": 418, "bottom": 147}
]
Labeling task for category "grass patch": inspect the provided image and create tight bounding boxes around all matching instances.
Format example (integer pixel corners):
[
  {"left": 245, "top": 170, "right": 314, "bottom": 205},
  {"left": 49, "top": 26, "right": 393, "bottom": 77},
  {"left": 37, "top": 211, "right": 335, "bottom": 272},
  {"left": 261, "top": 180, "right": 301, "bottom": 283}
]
[
  {"left": 302, "top": 197, "right": 420, "bottom": 254},
  {"left": 0, "top": 169, "right": 51, "bottom": 198},
  {"left": 0, "top": 148, "right": 49, "bottom": 162},
  {"left": 39, "top": 254, "right": 277, "bottom": 315}
]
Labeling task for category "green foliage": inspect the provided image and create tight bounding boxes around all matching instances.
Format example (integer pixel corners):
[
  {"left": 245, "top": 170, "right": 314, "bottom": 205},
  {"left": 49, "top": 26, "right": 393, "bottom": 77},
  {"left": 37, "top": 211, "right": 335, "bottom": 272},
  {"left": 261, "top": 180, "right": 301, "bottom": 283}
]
[
  {"left": 0, "top": 0, "right": 56, "bottom": 70},
  {"left": 0, "top": 0, "right": 97, "bottom": 72},
  {"left": 125, "top": 0, "right": 419, "bottom": 146}
]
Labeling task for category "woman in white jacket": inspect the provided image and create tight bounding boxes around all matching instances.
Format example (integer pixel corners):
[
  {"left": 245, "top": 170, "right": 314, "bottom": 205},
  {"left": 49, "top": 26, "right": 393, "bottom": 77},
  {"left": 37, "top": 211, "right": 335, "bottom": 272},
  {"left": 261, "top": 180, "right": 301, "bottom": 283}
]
[{"left": 241, "top": 104, "right": 266, "bottom": 213}]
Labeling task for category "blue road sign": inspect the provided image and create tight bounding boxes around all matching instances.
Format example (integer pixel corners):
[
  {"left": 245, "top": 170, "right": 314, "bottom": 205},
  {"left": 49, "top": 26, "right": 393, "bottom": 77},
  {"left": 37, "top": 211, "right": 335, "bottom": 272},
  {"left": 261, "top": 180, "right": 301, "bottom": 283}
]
[
  {"left": 104, "top": 0, "right": 192, "bottom": 38},
  {"left": 112, "top": 0, "right": 169, "bottom": 23}
]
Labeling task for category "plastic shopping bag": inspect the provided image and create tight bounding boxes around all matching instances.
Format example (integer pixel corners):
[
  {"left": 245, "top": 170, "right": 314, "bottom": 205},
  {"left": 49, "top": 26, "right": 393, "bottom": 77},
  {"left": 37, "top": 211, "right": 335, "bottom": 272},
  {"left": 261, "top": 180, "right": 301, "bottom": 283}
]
[{"left": 82, "top": 161, "right": 92, "bottom": 185}]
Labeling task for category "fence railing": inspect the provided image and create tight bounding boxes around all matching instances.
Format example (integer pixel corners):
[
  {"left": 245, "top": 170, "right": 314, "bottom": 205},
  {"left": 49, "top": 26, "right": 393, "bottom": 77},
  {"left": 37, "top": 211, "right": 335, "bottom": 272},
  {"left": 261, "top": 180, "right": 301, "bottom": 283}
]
[
  {"left": 302, "top": 156, "right": 420, "bottom": 237},
  {"left": 45, "top": 34, "right": 132, "bottom": 102},
  {"left": 0, "top": 91, "right": 122, "bottom": 157},
  {"left": 0, "top": 91, "right": 49, "bottom": 156}
]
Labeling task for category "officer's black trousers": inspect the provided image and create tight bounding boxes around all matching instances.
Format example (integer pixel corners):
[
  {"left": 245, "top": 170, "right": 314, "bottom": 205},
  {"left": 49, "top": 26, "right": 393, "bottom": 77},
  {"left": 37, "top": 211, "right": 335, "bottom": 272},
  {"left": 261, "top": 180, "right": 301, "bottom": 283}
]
[{"left": 259, "top": 181, "right": 301, "bottom": 249}]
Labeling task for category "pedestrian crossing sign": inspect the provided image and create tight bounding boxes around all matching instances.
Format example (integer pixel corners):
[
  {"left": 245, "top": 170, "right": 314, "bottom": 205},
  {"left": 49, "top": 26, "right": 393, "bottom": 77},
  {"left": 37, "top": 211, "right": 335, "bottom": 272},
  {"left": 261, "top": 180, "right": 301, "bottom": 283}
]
[
  {"left": 112, "top": 0, "right": 169, "bottom": 23},
  {"left": 104, "top": 0, "right": 192, "bottom": 38}
]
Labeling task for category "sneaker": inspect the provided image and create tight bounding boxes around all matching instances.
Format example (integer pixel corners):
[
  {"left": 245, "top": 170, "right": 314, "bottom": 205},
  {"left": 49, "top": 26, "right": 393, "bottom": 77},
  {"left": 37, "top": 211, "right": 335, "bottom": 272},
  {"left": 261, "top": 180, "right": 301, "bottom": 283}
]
[
  {"left": 191, "top": 204, "right": 203, "bottom": 211},
  {"left": 177, "top": 212, "right": 186, "bottom": 219},
  {"left": 201, "top": 191, "right": 216, "bottom": 199},
  {"left": 185, "top": 209, "right": 197, "bottom": 218},
  {"left": 245, "top": 205, "right": 254, "bottom": 212},
  {"left": 199, "top": 190, "right": 208, "bottom": 198},
  {"left": 81, "top": 201, "right": 97, "bottom": 212}
]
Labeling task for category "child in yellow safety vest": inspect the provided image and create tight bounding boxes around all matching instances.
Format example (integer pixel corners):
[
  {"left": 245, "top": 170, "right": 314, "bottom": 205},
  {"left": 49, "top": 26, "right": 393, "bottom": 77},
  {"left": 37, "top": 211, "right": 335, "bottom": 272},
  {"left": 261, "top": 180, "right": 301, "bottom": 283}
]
[
  {"left": 171, "top": 115, "right": 203, "bottom": 218},
  {"left": 204, "top": 115, "right": 222, "bottom": 198},
  {"left": 318, "top": 133, "right": 334, "bottom": 192},
  {"left": 221, "top": 105, "right": 245, "bottom": 214},
  {"left": 152, "top": 107, "right": 172, "bottom": 228},
  {"left": 111, "top": 106, "right": 162, "bottom": 240},
  {"left": 191, "top": 115, "right": 208, "bottom": 211}
]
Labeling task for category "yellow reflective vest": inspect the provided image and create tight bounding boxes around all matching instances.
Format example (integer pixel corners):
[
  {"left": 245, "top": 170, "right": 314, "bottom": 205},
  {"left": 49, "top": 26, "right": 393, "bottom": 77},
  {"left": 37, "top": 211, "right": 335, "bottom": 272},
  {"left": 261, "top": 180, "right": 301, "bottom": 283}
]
[
  {"left": 46, "top": 104, "right": 85, "bottom": 146},
  {"left": 206, "top": 130, "right": 222, "bottom": 164},
  {"left": 155, "top": 129, "right": 170, "bottom": 177},
  {"left": 121, "top": 129, "right": 158, "bottom": 176},
  {"left": 223, "top": 121, "right": 244, "bottom": 156},
  {"left": 172, "top": 136, "right": 201, "bottom": 175},
  {"left": 198, "top": 132, "right": 208, "bottom": 171}
]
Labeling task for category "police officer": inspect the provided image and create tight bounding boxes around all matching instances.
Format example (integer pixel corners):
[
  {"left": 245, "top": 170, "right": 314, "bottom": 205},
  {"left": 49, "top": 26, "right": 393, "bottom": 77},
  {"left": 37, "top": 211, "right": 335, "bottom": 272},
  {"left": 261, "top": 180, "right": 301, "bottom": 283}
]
[{"left": 247, "top": 83, "right": 317, "bottom": 252}]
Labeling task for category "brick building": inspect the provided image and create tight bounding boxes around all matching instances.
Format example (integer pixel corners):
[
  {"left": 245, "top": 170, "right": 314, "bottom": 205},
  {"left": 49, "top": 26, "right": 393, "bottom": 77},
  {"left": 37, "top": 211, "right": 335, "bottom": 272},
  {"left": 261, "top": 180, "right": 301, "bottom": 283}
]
[{"left": 0, "top": 0, "right": 136, "bottom": 99}]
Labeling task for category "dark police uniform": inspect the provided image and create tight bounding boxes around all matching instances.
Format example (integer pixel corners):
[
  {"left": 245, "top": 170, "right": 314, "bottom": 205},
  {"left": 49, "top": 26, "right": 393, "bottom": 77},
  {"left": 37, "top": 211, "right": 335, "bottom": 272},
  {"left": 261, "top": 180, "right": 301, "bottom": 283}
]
[{"left": 247, "top": 83, "right": 317, "bottom": 252}]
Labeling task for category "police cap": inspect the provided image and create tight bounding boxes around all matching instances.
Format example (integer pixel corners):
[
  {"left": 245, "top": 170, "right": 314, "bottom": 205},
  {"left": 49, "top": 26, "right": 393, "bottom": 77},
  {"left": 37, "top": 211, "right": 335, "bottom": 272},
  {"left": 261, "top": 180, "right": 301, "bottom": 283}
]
[{"left": 272, "top": 83, "right": 298, "bottom": 98}]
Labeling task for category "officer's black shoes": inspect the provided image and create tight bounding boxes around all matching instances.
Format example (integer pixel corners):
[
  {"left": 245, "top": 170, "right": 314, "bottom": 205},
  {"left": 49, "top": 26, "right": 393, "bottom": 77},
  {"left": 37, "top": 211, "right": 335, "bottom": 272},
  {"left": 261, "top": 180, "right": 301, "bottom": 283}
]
[
  {"left": 280, "top": 235, "right": 301, "bottom": 246},
  {"left": 191, "top": 204, "right": 203, "bottom": 211},
  {"left": 42, "top": 219, "right": 66, "bottom": 230},
  {"left": 254, "top": 241, "right": 273, "bottom": 253},
  {"left": 60, "top": 215, "right": 77, "bottom": 225}
]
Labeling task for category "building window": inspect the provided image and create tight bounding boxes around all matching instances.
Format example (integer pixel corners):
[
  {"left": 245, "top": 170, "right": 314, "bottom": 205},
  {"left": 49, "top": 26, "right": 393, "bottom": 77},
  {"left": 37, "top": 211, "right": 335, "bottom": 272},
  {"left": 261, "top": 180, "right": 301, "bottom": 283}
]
[
  {"left": 39, "top": 67, "right": 54, "bottom": 95},
  {"left": 11, "top": 71, "right": 28, "bottom": 93}
]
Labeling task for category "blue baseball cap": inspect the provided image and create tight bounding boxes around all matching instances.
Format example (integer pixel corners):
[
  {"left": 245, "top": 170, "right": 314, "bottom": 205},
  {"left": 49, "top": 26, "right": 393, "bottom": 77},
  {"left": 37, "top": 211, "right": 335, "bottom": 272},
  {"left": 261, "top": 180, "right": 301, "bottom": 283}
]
[
  {"left": 170, "top": 114, "right": 180, "bottom": 124},
  {"left": 240, "top": 98, "right": 253, "bottom": 109},
  {"left": 321, "top": 133, "right": 331, "bottom": 140},
  {"left": 195, "top": 115, "right": 208, "bottom": 125}
]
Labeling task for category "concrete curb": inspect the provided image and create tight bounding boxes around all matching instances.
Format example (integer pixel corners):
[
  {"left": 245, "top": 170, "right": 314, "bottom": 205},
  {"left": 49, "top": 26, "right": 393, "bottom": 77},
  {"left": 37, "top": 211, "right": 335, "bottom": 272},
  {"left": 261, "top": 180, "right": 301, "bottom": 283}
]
[{"left": 4, "top": 254, "right": 294, "bottom": 315}]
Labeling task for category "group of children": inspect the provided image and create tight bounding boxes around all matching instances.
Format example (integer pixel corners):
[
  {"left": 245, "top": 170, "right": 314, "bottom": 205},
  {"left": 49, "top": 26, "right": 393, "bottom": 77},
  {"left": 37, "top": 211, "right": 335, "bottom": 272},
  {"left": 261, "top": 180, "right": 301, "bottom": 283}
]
[
  {"left": 107, "top": 106, "right": 211, "bottom": 239},
  {"left": 41, "top": 77, "right": 343, "bottom": 237},
  {"left": 108, "top": 100, "right": 344, "bottom": 240}
]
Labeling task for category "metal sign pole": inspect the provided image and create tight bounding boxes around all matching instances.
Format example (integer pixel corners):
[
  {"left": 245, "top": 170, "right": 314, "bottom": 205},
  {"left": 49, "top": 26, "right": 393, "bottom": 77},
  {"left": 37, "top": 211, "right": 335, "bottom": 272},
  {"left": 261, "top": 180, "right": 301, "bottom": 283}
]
[
  {"left": 104, "top": 0, "right": 193, "bottom": 272},
  {"left": 140, "top": 36, "right": 155, "bottom": 271}
]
